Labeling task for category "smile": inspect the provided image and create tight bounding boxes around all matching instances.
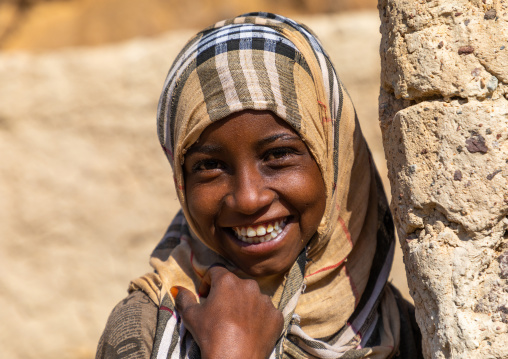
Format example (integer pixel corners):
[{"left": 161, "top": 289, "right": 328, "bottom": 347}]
[{"left": 231, "top": 218, "right": 287, "bottom": 244}]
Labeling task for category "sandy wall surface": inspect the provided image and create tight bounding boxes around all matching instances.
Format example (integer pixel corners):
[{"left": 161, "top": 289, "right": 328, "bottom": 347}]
[
  {"left": 0, "top": 10, "right": 410, "bottom": 359},
  {"left": 0, "top": 0, "right": 377, "bottom": 51}
]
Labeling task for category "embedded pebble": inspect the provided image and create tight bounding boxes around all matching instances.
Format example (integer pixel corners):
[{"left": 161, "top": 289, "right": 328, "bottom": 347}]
[
  {"left": 487, "top": 170, "right": 501, "bottom": 180},
  {"left": 486, "top": 76, "right": 499, "bottom": 92},
  {"left": 484, "top": 9, "right": 497, "bottom": 20},
  {"left": 458, "top": 46, "right": 475, "bottom": 55},
  {"left": 498, "top": 251, "right": 508, "bottom": 279},
  {"left": 465, "top": 135, "right": 488, "bottom": 153}
]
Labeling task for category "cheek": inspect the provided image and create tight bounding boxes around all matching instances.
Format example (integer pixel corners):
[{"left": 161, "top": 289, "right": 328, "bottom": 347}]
[
  {"left": 280, "top": 168, "right": 326, "bottom": 224},
  {"left": 185, "top": 185, "right": 220, "bottom": 229},
  {"left": 297, "top": 169, "right": 326, "bottom": 226}
]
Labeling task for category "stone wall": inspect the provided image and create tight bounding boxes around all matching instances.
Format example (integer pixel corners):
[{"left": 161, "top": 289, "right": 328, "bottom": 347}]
[{"left": 379, "top": 0, "right": 508, "bottom": 357}]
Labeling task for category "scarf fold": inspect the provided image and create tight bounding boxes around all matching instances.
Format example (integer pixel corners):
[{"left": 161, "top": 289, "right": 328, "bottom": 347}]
[{"left": 130, "top": 12, "right": 400, "bottom": 358}]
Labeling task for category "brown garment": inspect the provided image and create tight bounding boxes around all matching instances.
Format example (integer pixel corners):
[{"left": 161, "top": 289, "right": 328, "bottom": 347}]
[
  {"left": 392, "top": 288, "right": 424, "bottom": 359},
  {"left": 96, "top": 291, "right": 157, "bottom": 359},
  {"left": 96, "top": 285, "right": 422, "bottom": 359}
]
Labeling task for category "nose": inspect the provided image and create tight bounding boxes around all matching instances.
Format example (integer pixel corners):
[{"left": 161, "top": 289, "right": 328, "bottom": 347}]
[{"left": 225, "top": 164, "right": 275, "bottom": 215}]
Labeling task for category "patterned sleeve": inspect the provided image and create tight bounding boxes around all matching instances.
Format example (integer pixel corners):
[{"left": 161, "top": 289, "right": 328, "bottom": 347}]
[{"left": 96, "top": 290, "right": 158, "bottom": 359}]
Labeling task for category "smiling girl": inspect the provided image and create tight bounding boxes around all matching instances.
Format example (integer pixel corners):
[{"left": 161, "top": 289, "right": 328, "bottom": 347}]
[{"left": 97, "top": 12, "right": 421, "bottom": 359}]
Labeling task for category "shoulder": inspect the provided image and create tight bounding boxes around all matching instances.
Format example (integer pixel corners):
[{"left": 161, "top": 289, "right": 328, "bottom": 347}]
[{"left": 96, "top": 290, "right": 158, "bottom": 359}]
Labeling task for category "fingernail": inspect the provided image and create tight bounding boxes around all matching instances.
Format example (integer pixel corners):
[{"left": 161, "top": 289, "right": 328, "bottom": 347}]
[{"left": 170, "top": 286, "right": 179, "bottom": 298}]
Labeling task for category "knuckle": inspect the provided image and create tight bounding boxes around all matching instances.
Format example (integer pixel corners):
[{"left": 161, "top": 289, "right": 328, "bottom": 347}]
[
  {"left": 242, "top": 279, "right": 260, "bottom": 293},
  {"left": 214, "top": 270, "right": 237, "bottom": 288},
  {"left": 209, "top": 264, "right": 228, "bottom": 276}
]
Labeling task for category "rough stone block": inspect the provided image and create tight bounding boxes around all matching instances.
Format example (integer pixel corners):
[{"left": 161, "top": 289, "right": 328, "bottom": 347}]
[{"left": 379, "top": 0, "right": 508, "bottom": 357}]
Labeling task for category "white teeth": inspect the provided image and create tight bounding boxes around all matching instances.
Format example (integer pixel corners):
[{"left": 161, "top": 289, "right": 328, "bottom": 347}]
[
  {"left": 232, "top": 218, "right": 287, "bottom": 244},
  {"left": 256, "top": 226, "right": 266, "bottom": 236}
]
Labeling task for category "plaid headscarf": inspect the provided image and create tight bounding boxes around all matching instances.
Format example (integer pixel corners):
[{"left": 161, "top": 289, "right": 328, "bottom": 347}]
[{"left": 131, "top": 12, "right": 400, "bottom": 358}]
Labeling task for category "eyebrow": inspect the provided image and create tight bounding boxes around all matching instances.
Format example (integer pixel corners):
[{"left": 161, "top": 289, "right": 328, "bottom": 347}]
[
  {"left": 185, "top": 132, "right": 302, "bottom": 156},
  {"left": 257, "top": 133, "right": 301, "bottom": 147},
  {"left": 185, "top": 143, "right": 222, "bottom": 156}
]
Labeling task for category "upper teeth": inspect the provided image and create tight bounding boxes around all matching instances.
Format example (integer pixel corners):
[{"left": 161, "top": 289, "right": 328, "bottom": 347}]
[{"left": 232, "top": 219, "right": 286, "bottom": 244}]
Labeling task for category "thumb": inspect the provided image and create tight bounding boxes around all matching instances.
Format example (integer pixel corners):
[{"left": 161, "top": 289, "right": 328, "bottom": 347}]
[
  {"left": 171, "top": 286, "right": 198, "bottom": 314},
  {"left": 171, "top": 286, "right": 201, "bottom": 337}
]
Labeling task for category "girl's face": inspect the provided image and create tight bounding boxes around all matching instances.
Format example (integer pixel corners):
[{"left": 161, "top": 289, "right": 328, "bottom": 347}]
[{"left": 184, "top": 110, "right": 326, "bottom": 277}]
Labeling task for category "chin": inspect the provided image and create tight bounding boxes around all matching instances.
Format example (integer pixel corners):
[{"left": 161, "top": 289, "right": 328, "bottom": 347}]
[{"left": 239, "top": 261, "right": 293, "bottom": 278}]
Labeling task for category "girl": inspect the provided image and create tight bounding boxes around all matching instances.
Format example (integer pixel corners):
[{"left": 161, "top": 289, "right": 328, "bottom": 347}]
[{"left": 97, "top": 12, "right": 421, "bottom": 359}]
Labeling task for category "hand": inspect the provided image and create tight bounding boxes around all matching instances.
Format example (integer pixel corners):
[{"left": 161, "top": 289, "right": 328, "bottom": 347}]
[{"left": 172, "top": 266, "right": 284, "bottom": 359}]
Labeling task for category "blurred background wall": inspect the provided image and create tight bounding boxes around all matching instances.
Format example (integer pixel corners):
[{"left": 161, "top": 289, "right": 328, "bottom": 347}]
[
  {"left": 0, "top": 1, "right": 409, "bottom": 358},
  {"left": 0, "top": 0, "right": 376, "bottom": 51}
]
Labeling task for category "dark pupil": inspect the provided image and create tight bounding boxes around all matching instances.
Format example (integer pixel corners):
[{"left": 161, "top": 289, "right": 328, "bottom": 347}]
[{"left": 203, "top": 160, "right": 218, "bottom": 169}]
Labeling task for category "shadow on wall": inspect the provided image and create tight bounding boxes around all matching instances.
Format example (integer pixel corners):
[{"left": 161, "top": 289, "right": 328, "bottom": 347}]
[{"left": 0, "top": 0, "right": 377, "bottom": 51}]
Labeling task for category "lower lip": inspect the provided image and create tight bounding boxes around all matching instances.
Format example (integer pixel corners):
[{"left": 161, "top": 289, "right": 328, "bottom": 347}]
[{"left": 225, "top": 222, "right": 290, "bottom": 254}]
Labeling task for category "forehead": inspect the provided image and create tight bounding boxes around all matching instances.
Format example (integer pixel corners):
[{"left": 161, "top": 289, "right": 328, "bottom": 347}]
[{"left": 193, "top": 110, "right": 299, "bottom": 147}]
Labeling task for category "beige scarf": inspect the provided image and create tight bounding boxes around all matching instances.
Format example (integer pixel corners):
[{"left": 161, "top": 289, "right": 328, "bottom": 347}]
[{"left": 131, "top": 12, "right": 400, "bottom": 358}]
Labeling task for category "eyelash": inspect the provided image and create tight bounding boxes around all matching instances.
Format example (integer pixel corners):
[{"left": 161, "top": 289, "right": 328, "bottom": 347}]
[
  {"left": 192, "top": 159, "right": 224, "bottom": 172},
  {"left": 191, "top": 147, "right": 299, "bottom": 173},
  {"left": 264, "top": 147, "right": 298, "bottom": 161}
]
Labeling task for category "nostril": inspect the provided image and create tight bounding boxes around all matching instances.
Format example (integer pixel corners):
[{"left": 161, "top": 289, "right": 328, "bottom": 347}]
[
  {"left": 232, "top": 191, "right": 275, "bottom": 215},
  {"left": 229, "top": 183, "right": 275, "bottom": 215}
]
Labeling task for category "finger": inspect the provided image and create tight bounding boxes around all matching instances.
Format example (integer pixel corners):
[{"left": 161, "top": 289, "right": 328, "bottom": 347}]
[
  {"left": 171, "top": 286, "right": 203, "bottom": 341},
  {"left": 198, "top": 264, "right": 230, "bottom": 297},
  {"left": 171, "top": 286, "right": 198, "bottom": 313},
  {"left": 197, "top": 278, "right": 211, "bottom": 298}
]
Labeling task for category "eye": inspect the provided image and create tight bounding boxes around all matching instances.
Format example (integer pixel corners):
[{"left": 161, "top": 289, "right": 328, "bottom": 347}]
[
  {"left": 264, "top": 147, "right": 298, "bottom": 162},
  {"left": 192, "top": 159, "right": 225, "bottom": 172}
]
